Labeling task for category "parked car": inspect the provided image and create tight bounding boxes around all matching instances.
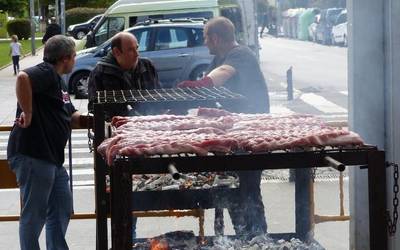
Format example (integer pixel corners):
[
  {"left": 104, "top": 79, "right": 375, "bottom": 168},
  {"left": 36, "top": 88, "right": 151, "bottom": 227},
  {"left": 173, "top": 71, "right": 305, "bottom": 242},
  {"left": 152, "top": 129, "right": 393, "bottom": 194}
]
[
  {"left": 67, "top": 15, "right": 102, "bottom": 40},
  {"left": 331, "top": 10, "right": 347, "bottom": 46},
  {"left": 64, "top": 20, "right": 213, "bottom": 98},
  {"left": 315, "top": 8, "right": 344, "bottom": 45}
]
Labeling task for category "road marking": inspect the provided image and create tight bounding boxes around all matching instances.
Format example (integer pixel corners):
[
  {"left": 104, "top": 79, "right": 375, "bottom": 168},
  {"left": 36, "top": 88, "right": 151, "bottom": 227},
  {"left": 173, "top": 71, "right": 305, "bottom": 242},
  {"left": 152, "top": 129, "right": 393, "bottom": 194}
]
[
  {"left": 63, "top": 157, "right": 93, "bottom": 167},
  {"left": 300, "top": 93, "right": 347, "bottom": 113},
  {"left": 0, "top": 132, "right": 88, "bottom": 140},
  {"left": 0, "top": 147, "right": 91, "bottom": 157},
  {"left": 340, "top": 91, "right": 348, "bottom": 96},
  {"left": 0, "top": 139, "right": 89, "bottom": 147},
  {"left": 69, "top": 168, "right": 94, "bottom": 175},
  {"left": 270, "top": 105, "right": 294, "bottom": 114}
]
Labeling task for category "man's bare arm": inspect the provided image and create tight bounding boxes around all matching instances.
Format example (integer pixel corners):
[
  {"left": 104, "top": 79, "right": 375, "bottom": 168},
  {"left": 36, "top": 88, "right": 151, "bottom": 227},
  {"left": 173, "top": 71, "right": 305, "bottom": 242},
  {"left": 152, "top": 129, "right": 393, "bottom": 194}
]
[
  {"left": 15, "top": 72, "right": 33, "bottom": 128},
  {"left": 207, "top": 64, "right": 236, "bottom": 86}
]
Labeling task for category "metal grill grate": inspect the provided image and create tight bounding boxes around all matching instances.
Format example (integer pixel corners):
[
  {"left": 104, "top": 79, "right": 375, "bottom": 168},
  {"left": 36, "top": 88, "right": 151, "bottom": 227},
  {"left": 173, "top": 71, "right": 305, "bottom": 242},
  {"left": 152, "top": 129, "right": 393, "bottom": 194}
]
[
  {"left": 95, "top": 87, "right": 244, "bottom": 104},
  {"left": 115, "top": 145, "right": 377, "bottom": 160}
]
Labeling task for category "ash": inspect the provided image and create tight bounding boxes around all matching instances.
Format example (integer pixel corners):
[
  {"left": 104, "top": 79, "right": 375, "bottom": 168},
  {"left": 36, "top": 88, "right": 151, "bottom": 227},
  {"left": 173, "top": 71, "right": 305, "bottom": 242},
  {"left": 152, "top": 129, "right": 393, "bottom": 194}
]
[
  {"left": 133, "top": 232, "right": 325, "bottom": 250},
  {"left": 202, "top": 234, "right": 325, "bottom": 250}
]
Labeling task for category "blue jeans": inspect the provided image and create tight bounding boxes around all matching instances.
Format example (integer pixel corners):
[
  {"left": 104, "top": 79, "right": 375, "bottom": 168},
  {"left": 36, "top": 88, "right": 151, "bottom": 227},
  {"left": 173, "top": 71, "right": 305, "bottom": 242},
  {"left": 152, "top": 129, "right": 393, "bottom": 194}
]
[{"left": 9, "top": 154, "right": 72, "bottom": 250}]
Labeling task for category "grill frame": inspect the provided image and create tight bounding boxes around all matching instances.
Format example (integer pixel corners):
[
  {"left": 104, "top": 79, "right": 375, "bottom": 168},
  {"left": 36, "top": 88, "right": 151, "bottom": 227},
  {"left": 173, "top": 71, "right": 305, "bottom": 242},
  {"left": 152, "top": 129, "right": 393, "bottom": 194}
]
[
  {"left": 109, "top": 146, "right": 387, "bottom": 249},
  {"left": 93, "top": 99, "right": 388, "bottom": 250}
]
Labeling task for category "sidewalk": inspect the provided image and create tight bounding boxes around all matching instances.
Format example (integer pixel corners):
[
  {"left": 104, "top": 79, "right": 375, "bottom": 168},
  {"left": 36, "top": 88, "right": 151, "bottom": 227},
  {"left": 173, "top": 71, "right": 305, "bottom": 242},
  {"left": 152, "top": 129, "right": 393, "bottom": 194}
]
[
  {"left": 0, "top": 49, "right": 45, "bottom": 125},
  {"left": 0, "top": 48, "right": 88, "bottom": 126}
]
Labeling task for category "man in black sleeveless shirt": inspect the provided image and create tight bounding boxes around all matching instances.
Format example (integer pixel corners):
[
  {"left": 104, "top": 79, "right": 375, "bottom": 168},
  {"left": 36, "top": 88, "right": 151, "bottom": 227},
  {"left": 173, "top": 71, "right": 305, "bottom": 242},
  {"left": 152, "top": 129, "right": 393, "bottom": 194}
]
[
  {"left": 7, "top": 35, "right": 81, "bottom": 250},
  {"left": 178, "top": 17, "right": 269, "bottom": 238}
]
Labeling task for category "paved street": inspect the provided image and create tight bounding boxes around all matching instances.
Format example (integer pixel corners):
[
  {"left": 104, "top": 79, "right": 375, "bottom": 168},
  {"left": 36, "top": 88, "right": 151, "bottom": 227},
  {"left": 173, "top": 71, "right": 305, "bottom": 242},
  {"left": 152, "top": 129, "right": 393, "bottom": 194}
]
[{"left": 0, "top": 37, "right": 350, "bottom": 249}]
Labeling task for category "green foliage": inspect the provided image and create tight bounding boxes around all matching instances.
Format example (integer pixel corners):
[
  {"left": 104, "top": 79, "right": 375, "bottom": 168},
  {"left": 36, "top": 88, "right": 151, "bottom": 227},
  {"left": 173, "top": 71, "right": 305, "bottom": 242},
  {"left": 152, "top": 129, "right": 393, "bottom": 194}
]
[
  {"left": 0, "top": 39, "right": 42, "bottom": 68},
  {"left": 66, "top": 0, "right": 116, "bottom": 9},
  {"left": 0, "top": 0, "right": 27, "bottom": 16},
  {"left": 66, "top": 7, "right": 106, "bottom": 27},
  {"left": 0, "top": 11, "right": 7, "bottom": 38},
  {"left": 6, "top": 19, "right": 30, "bottom": 40}
]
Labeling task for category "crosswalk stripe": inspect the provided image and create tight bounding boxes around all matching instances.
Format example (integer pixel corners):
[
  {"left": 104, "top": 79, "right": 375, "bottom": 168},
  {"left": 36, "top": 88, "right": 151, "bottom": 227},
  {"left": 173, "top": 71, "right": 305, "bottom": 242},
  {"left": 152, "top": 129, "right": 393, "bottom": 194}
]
[
  {"left": 0, "top": 133, "right": 88, "bottom": 140},
  {"left": 300, "top": 93, "right": 347, "bottom": 113},
  {"left": 0, "top": 147, "right": 92, "bottom": 156},
  {"left": 63, "top": 157, "right": 93, "bottom": 167},
  {"left": 70, "top": 168, "right": 94, "bottom": 175},
  {"left": 0, "top": 139, "right": 89, "bottom": 147},
  {"left": 270, "top": 105, "right": 294, "bottom": 114}
]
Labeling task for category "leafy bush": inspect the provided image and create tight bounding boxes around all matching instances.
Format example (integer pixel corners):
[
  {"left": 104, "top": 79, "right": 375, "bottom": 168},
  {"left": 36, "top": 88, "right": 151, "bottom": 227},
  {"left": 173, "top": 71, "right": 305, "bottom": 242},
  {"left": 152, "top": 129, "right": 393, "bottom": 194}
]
[
  {"left": 66, "top": 8, "right": 105, "bottom": 27},
  {"left": 7, "top": 19, "right": 31, "bottom": 40}
]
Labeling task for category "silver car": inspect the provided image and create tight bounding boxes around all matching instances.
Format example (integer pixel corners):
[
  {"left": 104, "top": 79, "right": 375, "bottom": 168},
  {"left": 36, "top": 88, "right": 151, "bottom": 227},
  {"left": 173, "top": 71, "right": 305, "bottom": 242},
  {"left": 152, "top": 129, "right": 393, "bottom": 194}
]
[{"left": 65, "top": 20, "right": 213, "bottom": 98}]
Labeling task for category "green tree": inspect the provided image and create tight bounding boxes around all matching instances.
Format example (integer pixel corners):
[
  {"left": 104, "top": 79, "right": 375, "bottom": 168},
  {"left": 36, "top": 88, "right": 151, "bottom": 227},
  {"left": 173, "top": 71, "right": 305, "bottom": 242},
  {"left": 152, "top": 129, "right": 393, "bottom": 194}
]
[
  {"left": 0, "top": 0, "right": 27, "bottom": 16},
  {"left": 66, "top": 0, "right": 116, "bottom": 9}
]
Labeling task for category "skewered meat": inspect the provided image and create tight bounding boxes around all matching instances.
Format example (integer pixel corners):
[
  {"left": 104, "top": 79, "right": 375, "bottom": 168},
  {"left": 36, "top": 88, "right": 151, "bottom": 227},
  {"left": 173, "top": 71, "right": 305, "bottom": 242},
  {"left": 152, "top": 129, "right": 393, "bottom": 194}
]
[{"left": 99, "top": 108, "right": 364, "bottom": 165}]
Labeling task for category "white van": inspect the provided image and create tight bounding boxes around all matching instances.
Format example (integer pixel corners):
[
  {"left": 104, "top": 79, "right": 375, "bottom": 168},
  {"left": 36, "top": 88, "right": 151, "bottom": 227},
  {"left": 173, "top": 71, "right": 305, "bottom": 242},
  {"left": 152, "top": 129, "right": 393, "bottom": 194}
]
[
  {"left": 82, "top": 0, "right": 258, "bottom": 54},
  {"left": 84, "top": 0, "right": 220, "bottom": 48}
]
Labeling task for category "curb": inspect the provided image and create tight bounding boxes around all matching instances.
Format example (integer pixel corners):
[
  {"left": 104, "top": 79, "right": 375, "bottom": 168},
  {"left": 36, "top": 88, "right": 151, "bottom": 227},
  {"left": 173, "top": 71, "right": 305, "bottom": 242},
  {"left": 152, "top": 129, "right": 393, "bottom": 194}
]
[{"left": 0, "top": 46, "right": 44, "bottom": 71}]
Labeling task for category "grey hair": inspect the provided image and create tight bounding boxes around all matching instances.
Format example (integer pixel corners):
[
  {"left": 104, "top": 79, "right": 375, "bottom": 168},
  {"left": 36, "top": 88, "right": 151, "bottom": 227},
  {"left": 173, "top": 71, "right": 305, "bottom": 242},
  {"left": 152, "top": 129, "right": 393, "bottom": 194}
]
[{"left": 43, "top": 35, "right": 75, "bottom": 64}]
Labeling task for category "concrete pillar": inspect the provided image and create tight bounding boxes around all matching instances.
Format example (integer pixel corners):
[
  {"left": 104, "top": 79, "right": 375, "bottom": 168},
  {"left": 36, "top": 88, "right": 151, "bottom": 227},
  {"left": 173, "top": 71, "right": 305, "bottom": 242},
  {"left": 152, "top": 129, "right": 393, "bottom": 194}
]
[
  {"left": 348, "top": 0, "right": 384, "bottom": 249},
  {"left": 349, "top": 0, "right": 400, "bottom": 249},
  {"left": 384, "top": 0, "right": 400, "bottom": 249}
]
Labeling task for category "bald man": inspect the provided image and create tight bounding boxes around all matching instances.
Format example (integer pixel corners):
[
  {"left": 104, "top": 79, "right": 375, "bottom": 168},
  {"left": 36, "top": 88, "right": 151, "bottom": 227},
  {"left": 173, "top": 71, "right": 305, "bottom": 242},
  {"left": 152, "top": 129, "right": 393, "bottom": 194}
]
[{"left": 88, "top": 32, "right": 160, "bottom": 119}]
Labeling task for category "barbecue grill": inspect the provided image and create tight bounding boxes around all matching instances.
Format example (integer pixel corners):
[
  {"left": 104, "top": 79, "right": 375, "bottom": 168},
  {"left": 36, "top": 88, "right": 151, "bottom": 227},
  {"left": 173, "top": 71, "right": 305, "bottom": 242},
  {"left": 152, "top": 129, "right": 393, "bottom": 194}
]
[
  {"left": 95, "top": 87, "right": 245, "bottom": 113},
  {"left": 92, "top": 87, "right": 388, "bottom": 250}
]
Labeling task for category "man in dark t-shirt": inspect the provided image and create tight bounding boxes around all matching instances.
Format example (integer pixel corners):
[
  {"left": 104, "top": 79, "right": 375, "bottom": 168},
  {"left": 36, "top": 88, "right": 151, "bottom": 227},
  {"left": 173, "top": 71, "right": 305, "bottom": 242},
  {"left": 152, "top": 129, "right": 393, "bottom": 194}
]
[
  {"left": 7, "top": 35, "right": 81, "bottom": 250},
  {"left": 178, "top": 17, "right": 269, "bottom": 237}
]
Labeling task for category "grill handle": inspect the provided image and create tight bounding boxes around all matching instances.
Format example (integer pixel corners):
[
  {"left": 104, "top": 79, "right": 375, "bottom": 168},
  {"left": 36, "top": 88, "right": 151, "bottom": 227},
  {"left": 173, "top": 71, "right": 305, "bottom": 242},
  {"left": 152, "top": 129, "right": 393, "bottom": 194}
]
[
  {"left": 168, "top": 163, "right": 181, "bottom": 180},
  {"left": 324, "top": 156, "right": 346, "bottom": 172}
]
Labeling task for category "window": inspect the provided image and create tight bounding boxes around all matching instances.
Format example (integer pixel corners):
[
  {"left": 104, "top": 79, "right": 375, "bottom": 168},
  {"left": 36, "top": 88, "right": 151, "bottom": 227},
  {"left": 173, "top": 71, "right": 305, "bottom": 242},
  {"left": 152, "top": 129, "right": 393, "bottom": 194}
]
[
  {"left": 131, "top": 29, "right": 151, "bottom": 52},
  {"left": 191, "top": 28, "right": 204, "bottom": 47},
  {"left": 155, "top": 28, "right": 189, "bottom": 50},
  {"left": 94, "top": 17, "right": 125, "bottom": 46},
  {"left": 335, "top": 13, "right": 347, "bottom": 25}
]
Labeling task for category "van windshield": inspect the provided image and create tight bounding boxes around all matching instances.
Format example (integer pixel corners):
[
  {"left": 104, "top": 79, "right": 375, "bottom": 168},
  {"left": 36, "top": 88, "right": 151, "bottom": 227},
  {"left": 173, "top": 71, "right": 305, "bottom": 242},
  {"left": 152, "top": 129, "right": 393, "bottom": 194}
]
[{"left": 95, "top": 17, "right": 125, "bottom": 46}]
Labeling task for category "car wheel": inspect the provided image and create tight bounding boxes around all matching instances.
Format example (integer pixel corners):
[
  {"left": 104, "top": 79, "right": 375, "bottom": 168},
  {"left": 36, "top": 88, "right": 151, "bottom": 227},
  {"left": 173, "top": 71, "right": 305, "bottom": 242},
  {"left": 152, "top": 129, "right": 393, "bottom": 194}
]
[
  {"left": 190, "top": 65, "right": 209, "bottom": 81},
  {"left": 76, "top": 31, "right": 86, "bottom": 40},
  {"left": 343, "top": 35, "right": 347, "bottom": 47},
  {"left": 71, "top": 71, "right": 90, "bottom": 99}
]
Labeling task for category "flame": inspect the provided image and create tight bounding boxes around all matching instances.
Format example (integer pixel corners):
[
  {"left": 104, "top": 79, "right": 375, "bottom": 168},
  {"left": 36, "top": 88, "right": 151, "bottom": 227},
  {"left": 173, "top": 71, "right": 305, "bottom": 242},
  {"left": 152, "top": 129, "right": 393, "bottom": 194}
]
[{"left": 150, "top": 239, "right": 169, "bottom": 250}]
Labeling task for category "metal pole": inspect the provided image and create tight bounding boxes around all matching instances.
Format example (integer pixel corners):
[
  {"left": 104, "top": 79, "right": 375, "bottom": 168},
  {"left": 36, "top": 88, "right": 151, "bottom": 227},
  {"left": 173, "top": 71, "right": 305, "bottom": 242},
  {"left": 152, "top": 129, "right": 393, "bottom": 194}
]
[
  {"left": 55, "top": 0, "right": 59, "bottom": 23},
  {"left": 60, "top": 0, "right": 65, "bottom": 34},
  {"left": 68, "top": 135, "right": 74, "bottom": 213},
  {"left": 287, "top": 66, "right": 293, "bottom": 101},
  {"left": 29, "top": 0, "right": 36, "bottom": 56}
]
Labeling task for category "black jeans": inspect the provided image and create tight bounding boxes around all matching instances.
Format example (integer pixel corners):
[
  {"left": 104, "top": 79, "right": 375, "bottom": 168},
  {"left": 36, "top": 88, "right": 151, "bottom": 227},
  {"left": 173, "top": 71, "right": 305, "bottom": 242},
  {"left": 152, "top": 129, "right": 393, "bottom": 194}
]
[{"left": 12, "top": 55, "right": 20, "bottom": 74}]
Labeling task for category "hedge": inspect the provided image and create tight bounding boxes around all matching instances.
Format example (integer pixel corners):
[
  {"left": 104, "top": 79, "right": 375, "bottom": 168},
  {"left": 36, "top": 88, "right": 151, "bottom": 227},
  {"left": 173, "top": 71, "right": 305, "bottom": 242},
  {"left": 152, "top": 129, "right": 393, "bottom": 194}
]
[
  {"left": 66, "top": 8, "right": 105, "bottom": 27},
  {"left": 7, "top": 19, "right": 31, "bottom": 40}
]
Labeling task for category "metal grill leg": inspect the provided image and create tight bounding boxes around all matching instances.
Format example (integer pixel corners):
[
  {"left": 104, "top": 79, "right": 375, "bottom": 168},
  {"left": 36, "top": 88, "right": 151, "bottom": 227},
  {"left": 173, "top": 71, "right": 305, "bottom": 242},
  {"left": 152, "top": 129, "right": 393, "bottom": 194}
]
[
  {"left": 367, "top": 151, "right": 387, "bottom": 250},
  {"left": 111, "top": 163, "right": 132, "bottom": 250},
  {"left": 295, "top": 168, "right": 312, "bottom": 241}
]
